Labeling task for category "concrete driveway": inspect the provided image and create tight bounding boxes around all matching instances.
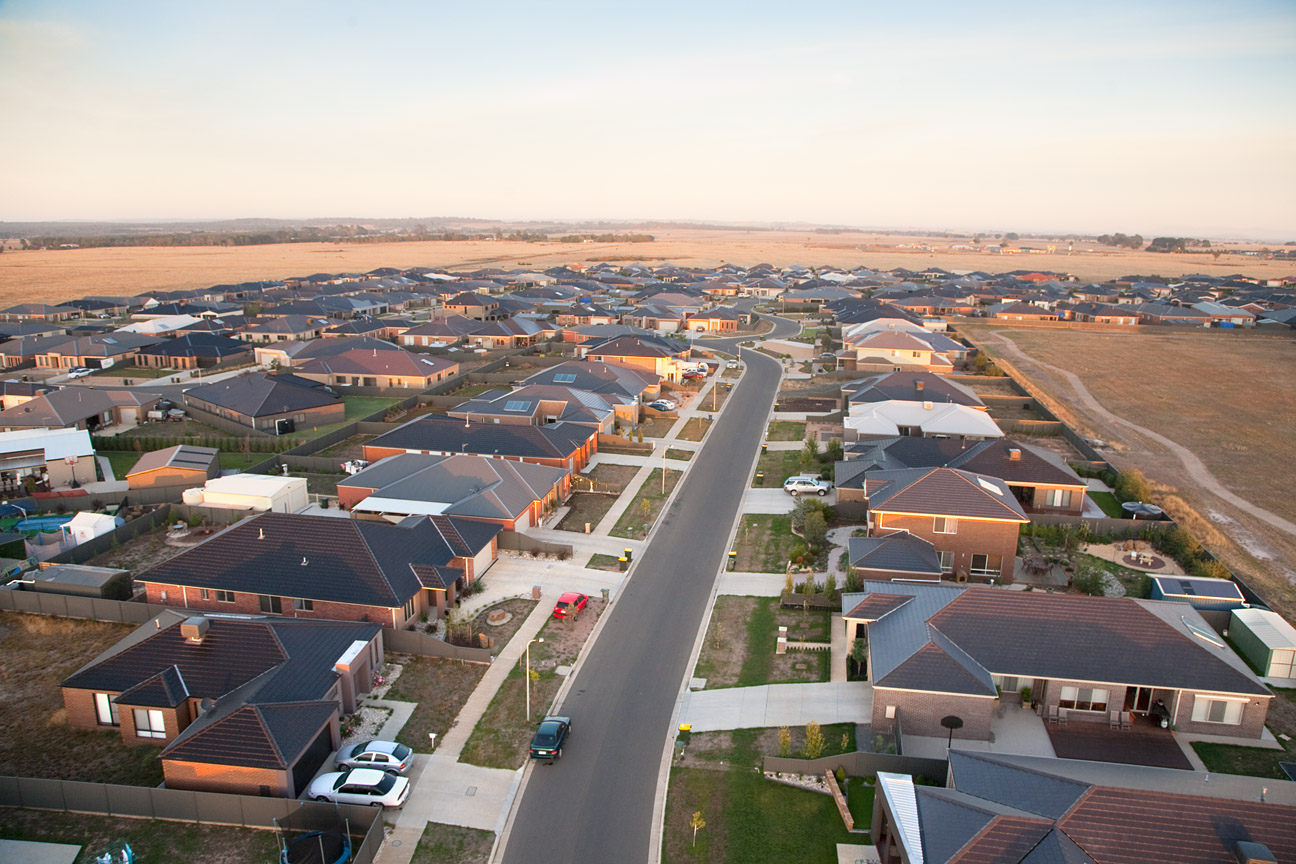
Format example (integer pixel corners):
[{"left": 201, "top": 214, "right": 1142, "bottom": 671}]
[
  {"left": 679, "top": 682, "right": 873, "bottom": 733},
  {"left": 461, "top": 555, "right": 625, "bottom": 618},
  {"left": 741, "top": 488, "right": 798, "bottom": 514}
]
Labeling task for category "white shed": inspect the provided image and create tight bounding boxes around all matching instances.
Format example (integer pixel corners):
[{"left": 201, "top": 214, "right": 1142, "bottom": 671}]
[
  {"left": 201, "top": 474, "right": 308, "bottom": 513},
  {"left": 65, "top": 512, "right": 123, "bottom": 545}
]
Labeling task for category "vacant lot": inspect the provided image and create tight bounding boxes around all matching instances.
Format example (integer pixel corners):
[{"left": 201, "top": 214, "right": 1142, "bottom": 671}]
[
  {"left": 611, "top": 468, "right": 683, "bottom": 539},
  {"left": 0, "top": 808, "right": 279, "bottom": 864},
  {"left": 555, "top": 492, "right": 620, "bottom": 533},
  {"left": 0, "top": 612, "right": 163, "bottom": 785},
  {"left": 694, "top": 597, "right": 830, "bottom": 688},
  {"left": 754, "top": 450, "right": 801, "bottom": 487},
  {"left": 765, "top": 421, "right": 805, "bottom": 441},
  {"left": 412, "top": 822, "right": 495, "bottom": 864},
  {"left": 676, "top": 417, "right": 712, "bottom": 442},
  {"left": 384, "top": 654, "right": 490, "bottom": 752},
  {"left": 960, "top": 323, "right": 1296, "bottom": 617},
  {"left": 88, "top": 527, "right": 188, "bottom": 575},
  {"left": 733, "top": 515, "right": 798, "bottom": 573}
]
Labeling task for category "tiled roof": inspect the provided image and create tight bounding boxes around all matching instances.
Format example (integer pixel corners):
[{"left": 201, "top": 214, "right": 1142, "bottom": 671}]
[
  {"left": 865, "top": 468, "right": 1029, "bottom": 522},
  {"left": 366, "top": 415, "right": 594, "bottom": 461},
  {"left": 162, "top": 701, "right": 336, "bottom": 769},
  {"left": 848, "top": 534, "right": 943, "bottom": 577},
  {"left": 948, "top": 752, "right": 1089, "bottom": 821},
  {"left": 843, "top": 593, "right": 914, "bottom": 621},
  {"left": 295, "top": 346, "right": 455, "bottom": 378},
  {"left": 127, "top": 445, "right": 219, "bottom": 476},
  {"left": 116, "top": 665, "right": 189, "bottom": 708}
]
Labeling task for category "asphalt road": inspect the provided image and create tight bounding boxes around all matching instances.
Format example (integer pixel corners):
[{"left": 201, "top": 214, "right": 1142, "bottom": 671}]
[{"left": 499, "top": 313, "right": 799, "bottom": 864}]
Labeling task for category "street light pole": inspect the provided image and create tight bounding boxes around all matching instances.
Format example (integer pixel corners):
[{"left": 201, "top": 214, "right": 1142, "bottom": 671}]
[{"left": 525, "top": 637, "right": 544, "bottom": 722}]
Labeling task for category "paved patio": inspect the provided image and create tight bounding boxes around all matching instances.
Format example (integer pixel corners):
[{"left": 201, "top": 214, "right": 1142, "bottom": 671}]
[
  {"left": 902, "top": 704, "right": 1056, "bottom": 760},
  {"left": 1045, "top": 716, "right": 1193, "bottom": 770}
]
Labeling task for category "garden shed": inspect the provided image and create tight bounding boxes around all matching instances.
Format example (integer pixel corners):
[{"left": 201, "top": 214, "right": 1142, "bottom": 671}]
[
  {"left": 1229, "top": 607, "right": 1296, "bottom": 679},
  {"left": 1149, "top": 576, "right": 1246, "bottom": 611},
  {"left": 199, "top": 474, "right": 308, "bottom": 513}
]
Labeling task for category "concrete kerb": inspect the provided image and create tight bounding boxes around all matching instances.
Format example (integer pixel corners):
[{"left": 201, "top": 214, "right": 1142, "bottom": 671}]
[
  {"left": 648, "top": 342, "right": 784, "bottom": 864},
  {"left": 490, "top": 357, "right": 735, "bottom": 864}
]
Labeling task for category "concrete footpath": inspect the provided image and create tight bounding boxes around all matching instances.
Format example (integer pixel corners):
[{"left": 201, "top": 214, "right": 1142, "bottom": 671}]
[{"left": 678, "top": 682, "right": 873, "bottom": 733}]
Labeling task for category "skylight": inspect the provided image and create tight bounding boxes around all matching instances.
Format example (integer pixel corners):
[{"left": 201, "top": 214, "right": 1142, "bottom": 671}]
[
  {"left": 976, "top": 477, "right": 1004, "bottom": 496},
  {"left": 1182, "top": 617, "right": 1225, "bottom": 649},
  {"left": 553, "top": 373, "right": 577, "bottom": 384},
  {"left": 504, "top": 400, "right": 532, "bottom": 412}
]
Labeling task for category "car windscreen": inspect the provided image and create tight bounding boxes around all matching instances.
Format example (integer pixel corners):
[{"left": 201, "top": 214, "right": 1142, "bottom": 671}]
[{"left": 376, "top": 774, "right": 396, "bottom": 794}]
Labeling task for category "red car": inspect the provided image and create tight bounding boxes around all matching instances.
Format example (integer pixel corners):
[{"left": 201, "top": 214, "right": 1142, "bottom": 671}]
[{"left": 553, "top": 592, "right": 588, "bottom": 619}]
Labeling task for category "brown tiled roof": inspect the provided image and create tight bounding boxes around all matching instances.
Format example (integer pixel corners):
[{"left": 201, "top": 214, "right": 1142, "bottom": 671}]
[
  {"left": 844, "top": 593, "right": 913, "bottom": 621},
  {"left": 1060, "top": 787, "right": 1296, "bottom": 864},
  {"left": 115, "top": 665, "right": 189, "bottom": 708},
  {"left": 161, "top": 701, "right": 336, "bottom": 769},
  {"left": 866, "top": 468, "right": 1030, "bottom": 522},
  {"left": 951, "top": 817, "right": 1054, "bottom": 864}
]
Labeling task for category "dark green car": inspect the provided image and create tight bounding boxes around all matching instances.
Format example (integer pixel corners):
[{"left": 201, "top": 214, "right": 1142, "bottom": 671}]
[{"left": 529, "top": 716, "right": 571, "bottom": 763}]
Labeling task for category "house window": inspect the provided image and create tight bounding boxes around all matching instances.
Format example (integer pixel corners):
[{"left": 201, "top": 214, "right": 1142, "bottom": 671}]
[
  {"left": 938, "top": 551, "right": 954, "bottom": 573},
  {"left": 199, "top": 589, "right": 210, "bottom": 601},
  {"left": 293, "top": 597, "right": 314, "bottom": 611},
  {"left": 1191, "top": 696, "right": 1244, "bottom": 725},
  {"left": 969, "top": 554, "right": 1003, "bottom": 577},
  {"left": 216, "top": 590, "right": 235, "bottom": 603},
  {"left": 933, "top": 517, "right": 958, "bottom": 534},
  {"left": 993, "top": 676, "right": 1020, "bottom": 693},
  {"left": 94, "top": 693, "right": 120, "bottom": 727},
  {"left": 1058, "top": 686, "right": 1109, "bottom": 712},
  {"left": 1045, "top": 489, "right": 1073, "bottom": 508},
  {"left": 402, "top": 596, "right": 417, "bottom": 622},
  {"left": 259, "top": 595, "right": 283, "bottom": 614},
  {"left": 133, "top": 708, "right": 167, "bottom": 739}
]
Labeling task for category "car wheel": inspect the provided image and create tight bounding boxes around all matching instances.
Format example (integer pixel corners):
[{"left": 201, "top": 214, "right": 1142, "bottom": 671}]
[
  {"left": 789, "top": 489, "right": 799, "bottom": 497},
  {"left": 315, "top": 796, "right": 330, "bottom": 802},
  {"left": 817, "top": 489, "right": 827, "bottom": 496}
]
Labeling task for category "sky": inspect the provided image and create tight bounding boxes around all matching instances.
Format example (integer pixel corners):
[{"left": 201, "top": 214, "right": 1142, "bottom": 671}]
[{"left": 2, "top": 0, "right": 1295, "bottom": 239}]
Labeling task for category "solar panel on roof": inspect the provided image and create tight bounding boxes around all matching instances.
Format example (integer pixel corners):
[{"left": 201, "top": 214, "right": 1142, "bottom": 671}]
[{"left": 504, "top": 400, "right": 532, "bottom": 412}]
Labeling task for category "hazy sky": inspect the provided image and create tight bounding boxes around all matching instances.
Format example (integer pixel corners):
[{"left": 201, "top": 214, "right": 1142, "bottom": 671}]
[{"left": 2, "top": 0, "right": 1294, "bottom": 239}]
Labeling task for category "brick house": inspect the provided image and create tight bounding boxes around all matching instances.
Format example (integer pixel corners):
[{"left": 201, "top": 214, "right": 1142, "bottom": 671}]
[
  {"left": 447, "top": 384, "right": 622, "bottom": 432},
  {"left": 183, "top": 372, "right": 344, "bottom": 432},
  {"left": 364, "top": 415, "right": 599, "bottom": 473},
  {"left": 582, "top": 334, "right": 692, "bottom": 383},
  {"left": 685, "top": 306, "right": 742, "bottom": 334},
  {"left": 839, "top": 466, "right": 1029, "bottom": 583},
  {"left": 61, "top": 610, "right": 381, "bottom": 797},
  {"left": 137, "top": 511, "right": 500, "bottom": 623},
  {"left": 843, "top": 582, "right": 1272, "bottom": 742},
  {"left": 292, "top": 345, "right": 459, "bottom": 390}
]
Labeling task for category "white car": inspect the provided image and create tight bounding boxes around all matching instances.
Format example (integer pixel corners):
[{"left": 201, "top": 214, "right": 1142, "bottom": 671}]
[
  {"left": 335, "top": 739, "right": 413, "bottom": 774},
  {"left": 727, "top": 360, "right": 739, "bottom": 369},
  {"left": 784, "top": 476, "right": 831, "bottom": 497},
  {"left": 66, "top": 367, "right": 93, "bottom": 379},
  {"left": 648, "top": 399, "right": 676, "bottom": 411},
  {"left": 308, "top": 767, "right": 410, "bottom": 808}
]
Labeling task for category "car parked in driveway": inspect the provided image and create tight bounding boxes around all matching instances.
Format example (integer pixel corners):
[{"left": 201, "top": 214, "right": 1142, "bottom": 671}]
[
  {"left": 727, "top": 359, "right": 739, "bottom": 368},
  {"left": 308, "top": 767, "right": 410, "bottom": 808},
  {"left": 553, "top": 592, "right": 588, "bottom": 619},
  {"left": 647, "top": 399, "right": 676, "bottom": 411},
  {"left": 335, "top": 739, "right": 413, "bottom": 774},
  {"left": 529, "top": 715, "right": 571, "bottom": 762},
  {"left": 66, "top": 367, "right": 93, "bottom": 379},
  {"left": 783, "top": 475, "right": 831, "bottom": 496}
]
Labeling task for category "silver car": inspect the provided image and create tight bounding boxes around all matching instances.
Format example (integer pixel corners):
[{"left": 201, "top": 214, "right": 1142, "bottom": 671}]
[
  {"left": 335, "top": 739, "right": 413, "bottom": 774},
  {"left": 308, "top": 767, "right": 410, "bottom": 808}
]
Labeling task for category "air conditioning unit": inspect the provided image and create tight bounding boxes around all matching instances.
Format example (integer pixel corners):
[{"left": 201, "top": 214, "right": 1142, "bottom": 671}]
[{"left": 180, "top": 616, "right": 210, "bottom": 643}]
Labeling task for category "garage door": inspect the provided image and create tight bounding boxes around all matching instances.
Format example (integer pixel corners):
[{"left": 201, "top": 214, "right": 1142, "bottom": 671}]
[
  {"left": 119, "top": 408, "right": 137, "bottom": 425},
  {"left": 291, "top": 725, "right": 335, "bottom": 796}
]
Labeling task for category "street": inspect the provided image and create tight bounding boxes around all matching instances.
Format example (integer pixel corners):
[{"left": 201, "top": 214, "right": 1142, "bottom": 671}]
[{"left": 498, "top": 313, "right": 799, "bottom": 864}]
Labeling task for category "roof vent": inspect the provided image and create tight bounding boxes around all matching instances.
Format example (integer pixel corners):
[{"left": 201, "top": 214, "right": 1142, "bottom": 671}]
[
  {"left": 915, "top": 380, "right": 924, "bottom": 391},
  {"left": 258, "top": 528, "right": 265, "bottom": 540},
  {"left": 923, "top": 401, "right": 933, "bottom": 410},
  {"left": 180, "top": 616, "right": 210, "bottom": 643},
  {"left": 301, "top": 557, "right": 308, "bottom": 566},
  {"left": 1008, "top": 447, "right": 1021, "bottom": 461},
  {"left": 1235, "top": 842, "right": 1277, "bottom": 864}
]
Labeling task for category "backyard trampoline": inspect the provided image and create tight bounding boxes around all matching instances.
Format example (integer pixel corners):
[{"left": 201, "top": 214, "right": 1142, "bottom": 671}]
[{"left": 276, "top": 804, "right": 352, "bottom": 864}]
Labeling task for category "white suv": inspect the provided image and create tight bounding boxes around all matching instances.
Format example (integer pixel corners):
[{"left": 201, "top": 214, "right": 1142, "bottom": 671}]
[{"left": 783, "top": 476, "right": 831, "bottom": 497}]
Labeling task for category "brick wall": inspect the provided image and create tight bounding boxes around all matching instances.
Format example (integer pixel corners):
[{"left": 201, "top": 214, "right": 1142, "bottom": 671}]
[
  {"left": 1024, "top": 484, "right": 1087, "bottom": 516},
  {"left": 875, "top": 513, "right": 1021, "bottom": 584},
  {"left": 141, "top": 581, "right": 410, "bottom": 627},
  {"left": 163, "top": 760, "right": 291, "bottom": 797},
  {"left": 1174, "top": 692, "right": 1270, "bottom": 739},
  {"left": 117, "top": 702, "right": 186, "bottom": 747},
  {"left": 63, "top": 688, "right": 111, "bottom": 733},
  {"left": 872, "top": 688, "right": 994, "bottom": 740}
]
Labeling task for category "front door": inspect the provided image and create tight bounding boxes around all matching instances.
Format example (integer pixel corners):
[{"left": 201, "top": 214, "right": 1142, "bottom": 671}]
[{"left": 1125, "top": 686, "right": 1154, "bottom": 713}]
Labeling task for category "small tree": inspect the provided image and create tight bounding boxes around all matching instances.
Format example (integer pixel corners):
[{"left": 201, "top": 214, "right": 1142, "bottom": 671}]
[
  {"left": 841, "top": 733, "right": 851, "bottom": 753},
  {"left": 636, "top": 427, "right": 644, "bottom": 443},
  {"left": 800, "top": 437, "right": 820, "bottom": 471},
  {"left": 784, "top": 572, "right": 794, "bottom": 594},
  {"left": 640, "top": 497, "right": 652, "bottom": 521},
  {"left": 778, "top": 725, "right": 791, "bottom": 757},
  {"left": 822, "top": 571, "right": 837, "bottom": 600},
  {"left": 825, "top": 438, "right": 844, "bottom": 463},
  {"left": 851, "top": 637, "right": 868, "bottom": 680},
  {"left": 690, "top": 810, "right": 706, "bottom": 848},
  {"left": 804, "top": 510, "right": 828, "bottom": 550},
  {"left": 241, "top": 434, "right": 251, "bottom": 458},
  {"left": 802, "top": 720, "right": 825, "bottom": 759}
]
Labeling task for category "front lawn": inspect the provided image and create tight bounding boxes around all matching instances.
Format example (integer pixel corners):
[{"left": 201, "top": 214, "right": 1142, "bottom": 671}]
[
  {"left": 664, "top": 729, "right": 855, "bottom": 864},
  {"left": 666, "top": 448, "right": 695, "bottom": 462},
  {"left": 754, "top": 451, "right": 801, "bottom": 487},
  {"left": 676, "top": 417, "right": 712, "bottom": 442},
  {"left": 733, "top": 514, "right": 798, "bottom": 573},
  {"left": 0, "top": 809, "right": 279, "bottom": 864},
  {"left": 555, "top": 492, "right": 620, "bottom": 533},
  {"left": 100, "top": 450, "right": 140, "bottom": 480},
  {"left": 766, "top": 421, "right": 805, "bottom": 441},
  {"left": 1190, "top": 740, "right": 1293, "bottom": 780},
  {"left": 586, "top": 553, "right": 623, "bottom": 571},
  {"left": 611, "top": 468, "right": 684, "bottom": 539},
  {"left": 1088, "top": 490, "right": 1123, "bottom": 518},
  {"left": 384, "top": 655, "right": 490, "bottom": 752},
  {"left": 411, "top": 822, "right": 495, "bottom": 864},
  {"left": 694, "top": 597, "right": 831, "bottom": 688}
]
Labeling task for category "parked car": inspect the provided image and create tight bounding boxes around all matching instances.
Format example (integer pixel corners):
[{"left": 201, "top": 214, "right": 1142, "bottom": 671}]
[
  {"left": 341, "top": 459, "right": 371, "bottom": 475},
  {"left": 529, "top": 715, "right": 572, "bottom": 762},
  {"left": 307, "top": 767, "right": 410, "bottom": 808},
  {"left": 648, "top": 399, "right": 676, "bottom": 411},
  {"left": 783, "top": 476, "right": 831, "bottom": 497},
  {"left": 553, "top": 592, "right": 588, "bottom": 619},
  {"left": 682, "top": 370, "right": 705, "bottom": 380},
  {"left": 727, "top": 360, "right": 739, "bottom": 368},
  {"left": 335, "top": 739, "right": 413, "bottom": 774},
  {"left": 66, "top": 367, "right": 93, "bottom": 379}
]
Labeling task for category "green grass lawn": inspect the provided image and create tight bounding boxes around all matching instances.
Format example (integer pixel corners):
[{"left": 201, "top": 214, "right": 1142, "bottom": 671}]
[
  {"left": 733, "top": 514, "right": 798, "bottom": 572},
  {"left": 664, "top": 729, "right": 855, "bottom": 864},
  {"left": 611, "top": 468, "right": 684, "bottom": 539},
  {"left": 665, "top": 448, "right": 695, "bottom": 461},
  {"left": 843, "top": 776, "right": 876, "bottom": 830},
  {"left": 586, "top": 553, "right": 622, "bottom": 570},
  {"left": 754, "top": 450, "right": 801, "bottom": 487},
  {"left": 0, "top": 809, "right": 279, "bottom": 864},
  {"left": 1190, "top": 740, "right": 1293, "bottom": 780},
  {"left": 100, "top": 451, "right": 140, "bottom": 480},
  {"left": 218, "top": 451, "right": 272, "bottom": 472},
  {"left": 1088, "top": 490, "right": 1123, "bottom": 518},
  {"left": 766, "top": 421, "right": 805, "bottom": 441},
  {"left": 676, "top": 417, "right": 712, "bottom": 442}
]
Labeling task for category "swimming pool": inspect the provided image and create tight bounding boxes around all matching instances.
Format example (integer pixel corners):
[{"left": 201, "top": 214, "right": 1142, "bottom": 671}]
[{"left": 13, "top": 514, "right": 74, "bottom": 532}]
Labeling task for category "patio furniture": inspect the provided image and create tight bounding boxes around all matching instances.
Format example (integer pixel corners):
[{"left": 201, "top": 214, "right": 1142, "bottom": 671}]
[
  {"left": 1109, "top": 710, "right": 1121, "bottom": 729},
  {"left": 1057, "top": 708, "right": 1068, "bottom": 726},
  {"left": 1120, "top": 711, "right": 1131, "bottom": 731},
  {"left": 1047, "top": 705, "right": 1059, "bottom": 724}
]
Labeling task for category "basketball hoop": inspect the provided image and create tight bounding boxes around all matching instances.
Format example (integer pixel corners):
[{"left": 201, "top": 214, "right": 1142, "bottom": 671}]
[{"left": 65, "top": 455, "right": 78, "bottom": 465}]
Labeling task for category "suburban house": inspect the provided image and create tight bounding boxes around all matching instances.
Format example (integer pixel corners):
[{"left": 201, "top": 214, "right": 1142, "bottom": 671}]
[
  {"left": 841, "top": 371, "right": 985, "bottom": 412},
  {"left": 991, "top": 301, "right": 1060, "bottom": 321},
  {"left": 463, "top": 317, "right": 556, "bottom": 349},
  {"left": 364, "top": 415, "right": 599, "bottom": 472},
  {"left": 447, "top": 384, "right": 624, "bottom": 432},
  {"left": 0, "top": 388, "right": 160, "bottom": 432},
  {"left": 1067, "top": 302, "right": 1139, "bottom": 325},
  {"left": 399, "top": 315, "right": 482, "bottom": 347},
  {"left": 322, "top": 318, "right": 413, "bottom": 340},
  {"left": 124, "top": 445, "right": 221, "bottom": 491},
  {"left": 0, "top": 380, "right": 56, "bottom": 410},
  {"left": 0, "top": 303, "right": 82, "bottom": 322},
  {"left": 522, "top": 360, "right": 660, "bottom": 405},
  {"left": 61, "top": 610, "right": 383, "bottom": 798},
  {"left": 292, "top": 345, "right": 458, "bottom": 390},
  {"left": 1132, "top": 303, "right": 1212, "bottom": 326},
  {"left": 582, "top": 334, "right": 692, "bottom": 383},
  {"left": 685, "top": 306, "right": 743, "bottom": 333},
  {"left": 138, "top": 510, "right": 501, "bottom": 623},
  {"left": 238, "top": 315, "right": 331, "bottom": 342},
  {"left": 872, "top": 752, "right": 1296, "bottom": 864},
  {"left": 0, "top": 427, "right": 96, "bottom": 493},
  {"left": 843, "top": 401, "right": 1004, "bottom": 442},
  {"left": 1192, "top": 301, "right": 1257, "bottom": 327},
  {"left": 442, "top": 292, "right": 503, "bottom": 321},
  {"left": 20, "top": 332, "right": 162, "bottom": 370},
  {"left": 184, "top": 372, "right": 344, "bottom": 433},
  {"left": 337, "top": 452, "right": 570, "bottom": 530},
  {"left": 839, "top": 437, "right": 1089, "bottom": 516},
  {"left": 843, "top": 581, "right": 1272, "bottom": 742},
  {"left": 847, "top": 533, "right": 944, "bottom": 582},
  {"left": 840, "top": 466, "right": 1030, "bottom": 583},
  {"left": 133, "top": 333, "right": 253, "bottom": 369},
  {"left": 841, "top": 330, "right": 954, "bottom": 374}
]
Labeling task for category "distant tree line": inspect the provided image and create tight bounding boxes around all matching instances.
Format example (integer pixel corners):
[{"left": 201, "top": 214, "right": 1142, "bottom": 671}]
[
  {"left": 556, "top": 233, "right": 655, "bottom": 243},
  {"left": 24, "top": 226, "right": 654, "bottom": 249},
  {"left": 1096, "top": 233, "right": 1144, "bottom": 249},
  {"left": 1147, "top": 236, "right": 1211, "bottom": 253}
]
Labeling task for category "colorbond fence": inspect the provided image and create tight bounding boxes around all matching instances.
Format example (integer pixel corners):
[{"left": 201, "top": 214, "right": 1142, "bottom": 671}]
[
  {"left": 0, "top": 777, "right": 383, "bottom": 864},
  {"left": 762, "top": 752, "right": 947, "bottom": 783}
]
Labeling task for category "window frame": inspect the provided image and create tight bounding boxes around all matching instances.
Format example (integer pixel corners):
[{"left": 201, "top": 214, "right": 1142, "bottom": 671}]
[
  {"left": 215, "top": 589, "right": 235, "bottom": 603},
  {"left": 938, "top": 551, "right": 954, "bottom": 573},
  {"left": 133, "top": 708, "right": 167, "bottom": 739},
  {"left": 1057, "top": 686, "right": 1110, "bottom": 712},
  {"left": 933, "top": 517, "right": 958, "bottom": 535},
  {"left": 293, "top": 597, "right": 314, "bottom": 611},
  {"left": 969, "top": 554, "right": 1003, "bottom": 577},
  {"left": 1045, "top": 488, "right": 1073, "bottom": 508},
  {"left": 1191, "top": 695, "right": 1244, "bottom": 725},
  {"left": 94, "top": 693, "right": 120, "bottom": 727},
  {"left": 259, "top": 594, "right": 283, "bottom": 614}
]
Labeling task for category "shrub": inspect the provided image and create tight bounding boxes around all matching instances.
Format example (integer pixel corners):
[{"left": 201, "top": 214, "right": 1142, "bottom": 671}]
[
  {"left": 1115, "top": 468, "right": 1154, "bottom": 503},
  {"left": 802, "top": 721, "right": 825, "bottom": 759},
  {"left": 1072, "top": 558, "right": 1108, "bottom": 596},
  {"left": 822, "top": 572, "right": 837, "bottom": 599},
  {"left": 803, "top": 511, "right": 828, "bottom": 550},
  {"left": 778, "top": 726, "right": 791, "bottom": 758}
]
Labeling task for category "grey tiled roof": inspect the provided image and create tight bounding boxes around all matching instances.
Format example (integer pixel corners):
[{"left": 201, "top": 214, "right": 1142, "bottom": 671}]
[
  {"left": 948, "top": 752, "right": 1089, "bottom": 821},
  {"left": 366, "top": 415, "right": 595, "bottom": 462},
  {"left": 185, "top": 373, "right": 340, "bottom": 417},
  {"left": 848, "top": 534, "right": 942, "bottom": 577}
]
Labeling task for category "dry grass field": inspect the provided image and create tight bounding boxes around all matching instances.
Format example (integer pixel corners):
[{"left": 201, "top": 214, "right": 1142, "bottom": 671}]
[
  {"left": 958, "top": 322, "right": 1296, "bottom": 618},
  {"left": 0, "top": 229, "right": 1290, "bottom": 305}
]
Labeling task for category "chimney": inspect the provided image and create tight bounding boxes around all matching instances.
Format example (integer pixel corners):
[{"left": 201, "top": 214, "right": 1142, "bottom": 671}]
[
  {"left": 1008, "top": 447, "right": 1021, "bottom": 461},
  {"left": 915, "top": 380, "right": 924, "bottom": 392},
  {"left": 180, "top": 616, "right": 210, "bottom": 643}
]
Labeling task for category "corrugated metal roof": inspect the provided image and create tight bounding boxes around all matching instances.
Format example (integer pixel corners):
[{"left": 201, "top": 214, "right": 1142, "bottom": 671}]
[
  {"left": 878, "top": 772, "right": 924, "bottom": 864},
  {"left": 1233, "top": 607, "right": 1296, "bottom": 650}
]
